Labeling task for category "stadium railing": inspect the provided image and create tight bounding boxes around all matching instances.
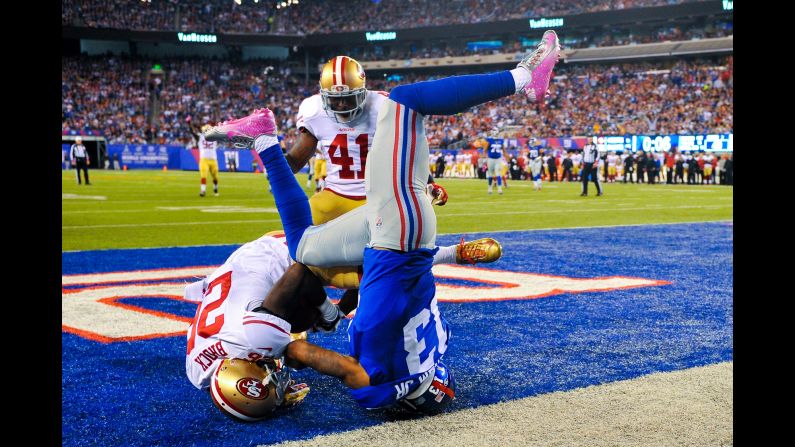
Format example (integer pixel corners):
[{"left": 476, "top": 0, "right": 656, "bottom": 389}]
[{"left": 356, "top": 36, "right": 733, "bottom": 71}]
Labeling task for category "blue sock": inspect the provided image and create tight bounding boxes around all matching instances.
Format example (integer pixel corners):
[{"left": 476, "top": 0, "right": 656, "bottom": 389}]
[
  {"left": 497, "top": 176, "right": 502, "bottom": 186},
  {"left": 389, "top": 71, "right": 515, "bottom": 115},
  {"left": 258, "top": 145, "right": 313, "bottom": 260},
  {"left": 488, "top": 177, "right": 493, "bottom": 186}
]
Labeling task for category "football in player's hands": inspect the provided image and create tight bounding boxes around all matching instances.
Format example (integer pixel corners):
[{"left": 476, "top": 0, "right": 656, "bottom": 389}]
[{"left": 427, "top": 183, "right": 448, "bottom": 206}]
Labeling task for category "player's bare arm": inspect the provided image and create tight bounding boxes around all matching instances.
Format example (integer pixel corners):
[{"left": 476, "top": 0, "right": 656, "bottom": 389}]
[
  {"left": 256, "top": 262, "right": 327, "bottom": 333},
  {"left": 285, "top": 129, "right": 319, "bottom": 174},
  {"left": 286, "top": 339, "right": 370, "bottom": 389}
]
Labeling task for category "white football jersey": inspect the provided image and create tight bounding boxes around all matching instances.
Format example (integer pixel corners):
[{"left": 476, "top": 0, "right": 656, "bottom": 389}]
[
  {"left": 464, "top": 153, "right": 472, "bottom": 164},
  {"left": 607, "top": 154, "right": 618, "bottom": 166},
  {"left": 296, "top": 91, "right": 389, "bottom": 199},
  {"left": 704, "top": 154, "right": 714, "bottom": 166},
  {"left": 445, "top": 154, "right": 454, "bottom": 165},
  {"left": 185, "top": 235, "right": 294, "bottom": 390},
  {"left": 199, "top": 135, "right": 218, "bottom": 161}
]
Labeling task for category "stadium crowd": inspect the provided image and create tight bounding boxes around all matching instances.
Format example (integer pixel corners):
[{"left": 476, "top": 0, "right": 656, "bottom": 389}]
[
  {"left": 62, "top": 55, "right": 732, "bottom": 150},
  {"left": 63, "top": 0, "right": 701, "bottom": 34}
]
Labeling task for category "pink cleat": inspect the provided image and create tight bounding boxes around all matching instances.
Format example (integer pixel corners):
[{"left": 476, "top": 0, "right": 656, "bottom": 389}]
[
  {"left": 204, "top": 108, "right": 278, "bottom": 148},
  {"left": 517, "top": 30, "right": 561, "bottom": 103}
]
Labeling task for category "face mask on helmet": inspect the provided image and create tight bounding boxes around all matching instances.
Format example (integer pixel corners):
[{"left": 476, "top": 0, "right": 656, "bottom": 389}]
[
  {"left": 319, "top": 56, "right": 368, "bottom": 124},
  {"left": 210, "top": 358, "right": 291, "bottom": 422},
  {"left": 398, "top": 361, "right": 456, "bottom": 415}
]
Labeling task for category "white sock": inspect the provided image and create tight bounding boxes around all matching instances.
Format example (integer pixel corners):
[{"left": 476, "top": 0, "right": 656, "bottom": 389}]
[
  {"left": 317, "top": 298, "right": 339, "bottom": 322},
  {"left": 200, "top": 184, "right": 206, "bottom": 193},
  {"left": 254, "top": 135, "right": 280, "bottom": 153},
  {"left": 433, "top": 245, "right": 457, "bottom": 265},
  {"left": 510, "top": 67, "right": 533, "bottom": 93}
]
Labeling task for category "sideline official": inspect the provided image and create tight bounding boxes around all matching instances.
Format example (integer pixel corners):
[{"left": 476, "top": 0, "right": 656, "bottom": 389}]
[
  {"left": 580, "top": 143, "right": 602, "bottom": 196},
  {"left": 70, "top": 137, "right": 90, "bottom": 185}
]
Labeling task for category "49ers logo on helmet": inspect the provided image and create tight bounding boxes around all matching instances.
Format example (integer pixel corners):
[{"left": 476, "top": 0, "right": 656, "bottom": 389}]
[
  {"left": 236, "top": 378, "right": 268, "bottom": 400},
  {"left": 334, "top": 85, "right": 349, "bottom": 92}
]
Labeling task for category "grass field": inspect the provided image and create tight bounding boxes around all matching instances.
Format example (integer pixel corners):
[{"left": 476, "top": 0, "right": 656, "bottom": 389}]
[{"left": 62, "top": 169, "right": 733, "bottom": 251}]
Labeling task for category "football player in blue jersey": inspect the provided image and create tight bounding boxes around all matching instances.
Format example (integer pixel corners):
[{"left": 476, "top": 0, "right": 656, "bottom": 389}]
[{"left": 205, "top": 30, "right": 561, "bottom": 414}]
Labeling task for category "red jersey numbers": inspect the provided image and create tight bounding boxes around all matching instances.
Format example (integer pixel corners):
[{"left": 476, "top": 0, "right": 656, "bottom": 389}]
[
  {"left": 187, "top": 271, "right": 232, "bottom": 353},
  {"left": 327, "top": 133, "right": 369, "bottom": 179}
]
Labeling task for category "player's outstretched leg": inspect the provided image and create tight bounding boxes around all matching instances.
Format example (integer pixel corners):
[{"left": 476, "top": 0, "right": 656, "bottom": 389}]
[
  {"left": 387, "top": 30, "right": 560, "bottom": 117},
  {"left": 206, "top": 109, "right": 312, "bottom": 260}
]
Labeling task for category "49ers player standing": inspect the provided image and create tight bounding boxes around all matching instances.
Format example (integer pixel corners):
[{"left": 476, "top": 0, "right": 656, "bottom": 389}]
[{"left": 191, "top": 121, "right": 220, "bottom": 197}]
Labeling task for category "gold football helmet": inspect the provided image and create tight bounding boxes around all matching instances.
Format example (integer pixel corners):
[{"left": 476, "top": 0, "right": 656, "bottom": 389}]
[
  {"left": 319, "top": 56, "right": 367, "bottom": 123},
  {"left": 210, "top": 358, "right": 290, "bottom": 422},
  {"left": 201, "top": 124, "right": 212, "bottom": 133}
]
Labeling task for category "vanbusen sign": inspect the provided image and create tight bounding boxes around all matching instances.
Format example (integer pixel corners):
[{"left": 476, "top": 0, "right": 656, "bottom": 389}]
[
  {"left": 529, "top": 17, "right": 564, "bottom": 29},
  {"left": 177, "top": 32, "right": 218, "bottom": 43},
  {"left": 365, "top": 31, "right": 397, "bottom": 41}
]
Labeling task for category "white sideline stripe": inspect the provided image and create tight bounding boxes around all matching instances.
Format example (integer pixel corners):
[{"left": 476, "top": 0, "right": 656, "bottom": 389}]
[
  {"left": 62, "top": 219, "right": 283, "bottom": 229},
  {"left": 62, "top": 194, "right": 107, "bottom": 200},
  {"left": 61, "top": 220, "right": 732, "bottom": 253},
  {"left": 62, "top": 266, "right": 216, "bottom": 286},
  {"left": 267, "top": 362, "right": 733, "bottom": 447},
  {"left": 62, "top": 205, "right": 731, "bottom": 230},
  {"left": 439, "top": 204, "right": 731, "bottom": 217}
]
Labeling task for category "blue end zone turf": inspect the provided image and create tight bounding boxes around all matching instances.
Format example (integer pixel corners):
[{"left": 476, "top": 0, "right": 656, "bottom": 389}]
[{"left": 61, "top": 222, "right": 733, "bottom": 446}]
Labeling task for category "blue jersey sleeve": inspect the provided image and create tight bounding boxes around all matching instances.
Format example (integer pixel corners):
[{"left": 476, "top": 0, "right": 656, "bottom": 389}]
[{"left": 389, "top": 71, "right": 515, "bottom": 116}]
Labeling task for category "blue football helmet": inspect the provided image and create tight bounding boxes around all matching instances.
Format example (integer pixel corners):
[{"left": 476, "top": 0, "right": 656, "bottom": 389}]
[{"left": 398, "top": 362, "right": 456, "bottom": 415}]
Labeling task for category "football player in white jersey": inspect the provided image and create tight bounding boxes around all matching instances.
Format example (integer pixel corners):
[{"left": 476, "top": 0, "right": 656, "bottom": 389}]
[
  {"left": 280, "top": 56, "right": 499, "bottom": 290},
  {"left": 455, "top": 151, "right": 466, "bottom": 177},
  {"left": 703, "top": 152, "right": 715, "bottom": 184},
  {"left": 184, "top": 231, "right": 368, "bottom": 421},
  {"left": 444, "top": 153, "right": 455, "bottom": 177},
  {"left": 463, "top": 151, "right": 474, "bottom": 178},
  {"left": 606, "top": 152, "right": 618, "bottom": 183},
  {"left": 191, "top": 121, "right": 220, "bottom": 197}
]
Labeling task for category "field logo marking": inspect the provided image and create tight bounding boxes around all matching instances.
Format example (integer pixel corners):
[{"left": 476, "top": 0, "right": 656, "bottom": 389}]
[
  {"left": 432, "top": 265, "right": 670, "bottom": 302},
  {"left": 63, "top": 266, "right": 670, "bottom": 343}
]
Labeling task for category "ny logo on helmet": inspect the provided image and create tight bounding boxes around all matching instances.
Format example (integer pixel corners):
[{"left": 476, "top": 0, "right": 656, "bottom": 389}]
[{"left": 236, "top": 378, "right": 268, "bottom": 400}]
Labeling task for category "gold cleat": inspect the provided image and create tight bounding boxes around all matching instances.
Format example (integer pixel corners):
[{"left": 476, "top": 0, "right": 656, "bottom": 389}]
[
  {"left": 455, "top": 237, "right": 503, "bottom": 264},
  {"left": 290, "top": 331, "right": 308, "bottom": 341}
]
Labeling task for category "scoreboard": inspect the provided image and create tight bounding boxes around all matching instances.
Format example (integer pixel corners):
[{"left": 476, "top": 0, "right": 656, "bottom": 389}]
[{"left": 593, "top": 134, "right": 733, "bottom": 152}]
